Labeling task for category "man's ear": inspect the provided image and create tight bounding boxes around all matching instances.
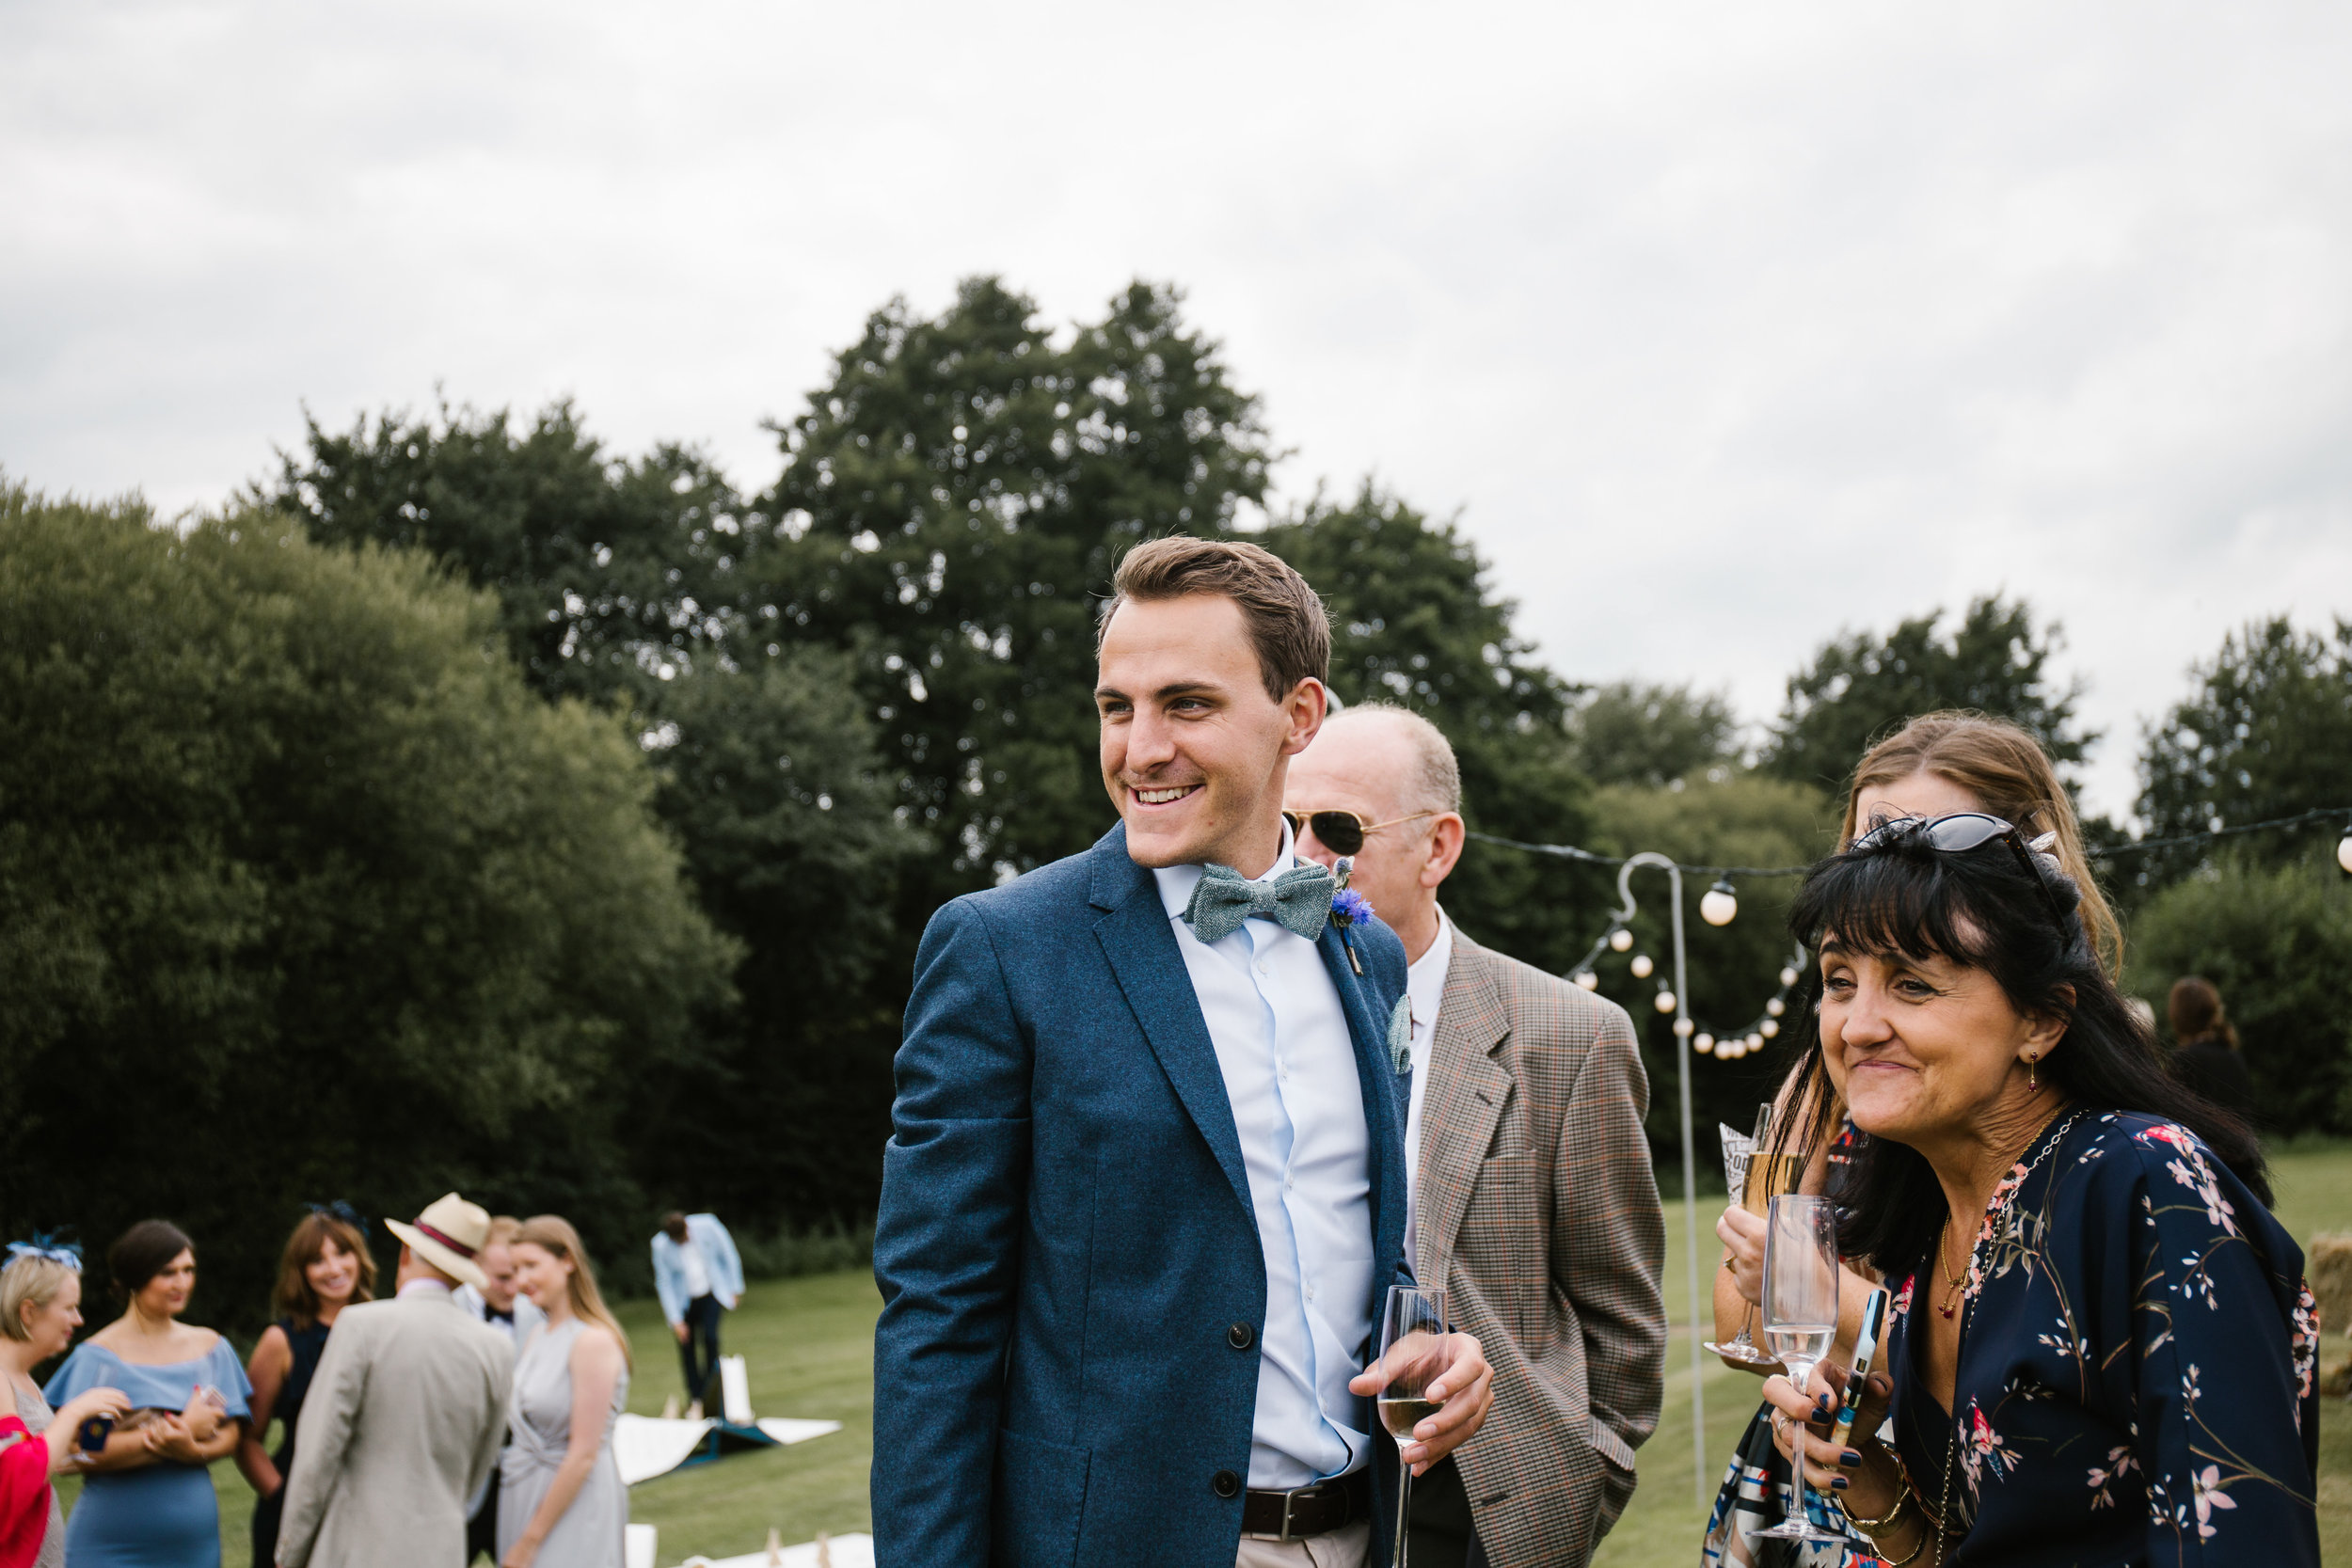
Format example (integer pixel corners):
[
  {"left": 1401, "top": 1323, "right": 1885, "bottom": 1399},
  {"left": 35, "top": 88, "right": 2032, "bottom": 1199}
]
[
  {"left": 1280, "top": 678, "right": 1329, "bottom": 756},
  {"left": 1421, "top": 814, "right": 1467, "bottom": 889}
]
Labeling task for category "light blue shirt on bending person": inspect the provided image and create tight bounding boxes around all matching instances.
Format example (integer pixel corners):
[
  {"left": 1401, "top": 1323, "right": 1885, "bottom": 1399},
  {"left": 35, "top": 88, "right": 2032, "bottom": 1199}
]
[
  {"left": 650, "top": 1213, "right": 744, "bottom": 1328},
  {"left": 1152, "top": 817, "right": 1375, "bottom": 1491}
]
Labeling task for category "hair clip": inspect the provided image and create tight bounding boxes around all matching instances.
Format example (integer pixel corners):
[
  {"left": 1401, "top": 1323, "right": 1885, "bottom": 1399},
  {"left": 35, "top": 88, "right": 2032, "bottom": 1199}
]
[
  {"left": 2027, "top": 832, "right": 2058, "bottom": 853},
  {"left": 5, "top": 1233, "right": 83, "bottom": 1270},
  {"left": 306, "top": 1201, "right": 373, "bottom": 1241}
]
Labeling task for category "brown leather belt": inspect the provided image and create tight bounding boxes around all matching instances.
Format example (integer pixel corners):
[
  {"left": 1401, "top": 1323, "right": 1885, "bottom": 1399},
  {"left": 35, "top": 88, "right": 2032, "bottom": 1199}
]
[{"left": 1241, "top": 1470, "right": 1372, "bottom": 1540}]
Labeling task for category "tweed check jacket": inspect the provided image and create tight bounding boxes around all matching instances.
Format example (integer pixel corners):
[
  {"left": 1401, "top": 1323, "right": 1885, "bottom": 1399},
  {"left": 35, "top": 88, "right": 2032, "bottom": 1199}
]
[{"left": 1415, "top": 926, "right": 1666, "bottom": 1568}]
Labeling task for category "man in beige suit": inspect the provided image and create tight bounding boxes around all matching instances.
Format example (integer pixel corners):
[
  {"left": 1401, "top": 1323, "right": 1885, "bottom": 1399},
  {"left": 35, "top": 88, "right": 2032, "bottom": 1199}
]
[
  {"left": 278, "top": 1193, "right": 516, "bottom": 1568},
  {"left": 1287, "top": 706, "right": 1664, "bottom": 1568}
]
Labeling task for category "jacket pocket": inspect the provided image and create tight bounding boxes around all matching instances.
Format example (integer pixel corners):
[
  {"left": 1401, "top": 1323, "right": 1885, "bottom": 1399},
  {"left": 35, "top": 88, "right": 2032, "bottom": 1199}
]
[{"left": 993, "top": 1426, "right": 1091, "bottom": 1567}]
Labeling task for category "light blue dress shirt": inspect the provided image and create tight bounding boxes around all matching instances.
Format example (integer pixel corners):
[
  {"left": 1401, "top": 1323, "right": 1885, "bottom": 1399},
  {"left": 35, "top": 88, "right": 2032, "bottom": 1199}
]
[{"left": 1153, "top": 822, "right": 1375, "bottom": 1489}]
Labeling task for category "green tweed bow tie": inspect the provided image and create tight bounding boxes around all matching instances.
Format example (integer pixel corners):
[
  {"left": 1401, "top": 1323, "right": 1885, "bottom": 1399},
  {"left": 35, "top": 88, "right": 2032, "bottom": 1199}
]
[{"left": 1182, "top": 861, "right": 1335, "bottom": 944}]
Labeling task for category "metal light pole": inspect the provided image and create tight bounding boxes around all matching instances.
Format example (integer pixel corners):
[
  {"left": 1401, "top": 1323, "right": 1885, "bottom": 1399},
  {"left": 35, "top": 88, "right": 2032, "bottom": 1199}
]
[{"left": 1615, "top": 852, "right": 1705, "bottom": 1506}]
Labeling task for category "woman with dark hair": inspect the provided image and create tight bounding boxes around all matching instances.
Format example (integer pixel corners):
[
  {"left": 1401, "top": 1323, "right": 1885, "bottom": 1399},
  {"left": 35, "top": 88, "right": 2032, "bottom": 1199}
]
[
  {"left": 239, "top": 1207, "right": 377, "bottom": 1568},
  {"left": 1757, "top": 816, "right": 2319, "bottom": 1565},
  {"left": 2167, "top": 975, "right": 2255, "bottom": 1120},
  {"left": 41, "top": 1220, "right": 252, "bottom": 1568}
]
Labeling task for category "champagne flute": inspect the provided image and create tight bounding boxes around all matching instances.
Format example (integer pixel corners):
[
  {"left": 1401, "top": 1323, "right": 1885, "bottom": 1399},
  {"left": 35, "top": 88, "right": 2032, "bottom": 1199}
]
[
  {"left": 1756, "top": 1194, "right": 1847, "bottom": 1544},
  {"left": 1375, "top": 1286, "right": 1448, "bottom": 1568},
  {"left": 1703, "top": 1101, "right": 1780, "bottom": 1368}
]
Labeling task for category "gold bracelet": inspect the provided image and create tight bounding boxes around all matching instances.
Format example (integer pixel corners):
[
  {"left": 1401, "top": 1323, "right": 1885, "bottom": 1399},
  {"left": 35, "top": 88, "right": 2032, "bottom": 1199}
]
[{"left": 1845, "top": 1483, "right": 1910, "bottom": 1532}]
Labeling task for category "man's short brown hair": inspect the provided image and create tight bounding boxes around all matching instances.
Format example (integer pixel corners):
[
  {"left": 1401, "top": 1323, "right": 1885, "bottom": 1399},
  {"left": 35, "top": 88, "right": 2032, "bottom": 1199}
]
[{"left": 1100, "top": 535, "right": 1330, "bottom": 701}]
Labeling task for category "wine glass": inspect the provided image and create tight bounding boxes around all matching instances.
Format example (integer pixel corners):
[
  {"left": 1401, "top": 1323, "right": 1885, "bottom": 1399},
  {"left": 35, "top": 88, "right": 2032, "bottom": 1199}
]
[
  {"left": 1703, "top": 1101, "right": 1780, "bottom": 1368},
  {"left": 1756, "top": 1194, "right": 1847, "bottom": 1544},
  {"left": 1375, "top": 1286, "right": 1448, "bottom": 1568}
]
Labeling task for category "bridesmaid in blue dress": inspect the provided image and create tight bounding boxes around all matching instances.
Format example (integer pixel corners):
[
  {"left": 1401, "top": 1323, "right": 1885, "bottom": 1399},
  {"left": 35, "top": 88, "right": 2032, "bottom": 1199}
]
[
  {"left": 44, "top": 1221, "right": 251, "bottom": 1568},
  {"left": 1756, "top": 812, "right": 2319, "bottom": 1565}
]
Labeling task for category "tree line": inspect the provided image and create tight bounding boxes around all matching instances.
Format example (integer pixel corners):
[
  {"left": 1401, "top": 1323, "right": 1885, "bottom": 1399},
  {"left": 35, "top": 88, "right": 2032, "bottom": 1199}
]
[{"left": 5, "top": 277, "right": 2346, "bottom": 1327}]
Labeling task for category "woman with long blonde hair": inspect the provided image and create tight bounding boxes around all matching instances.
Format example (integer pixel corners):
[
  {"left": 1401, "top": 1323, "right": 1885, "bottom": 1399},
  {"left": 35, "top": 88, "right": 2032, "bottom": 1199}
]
[
  {"left": 1702, "top": 713, "right": 2125, "bottom": 1564},
  {"left": 498, "top": 1217, "right": 629, "bottom": 1568}
]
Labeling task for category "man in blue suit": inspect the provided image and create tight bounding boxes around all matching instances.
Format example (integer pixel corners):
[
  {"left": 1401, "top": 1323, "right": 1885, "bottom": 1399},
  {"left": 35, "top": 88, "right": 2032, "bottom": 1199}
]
[{"left": 875, "top": 536, "right": 1494, "bottom": 1568}]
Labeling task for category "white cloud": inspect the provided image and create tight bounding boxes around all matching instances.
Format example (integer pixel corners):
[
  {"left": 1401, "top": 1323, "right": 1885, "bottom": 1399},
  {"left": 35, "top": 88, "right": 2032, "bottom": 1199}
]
[{"left": 6, "top": 0, "right": 2349, "bottom": 819}]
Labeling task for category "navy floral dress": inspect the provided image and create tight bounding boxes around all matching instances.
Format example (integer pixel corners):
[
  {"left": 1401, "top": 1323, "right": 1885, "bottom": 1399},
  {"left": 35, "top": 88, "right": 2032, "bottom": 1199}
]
[{"left": 1886, "top": 1109, "right": 2319, "bottom": 1565}]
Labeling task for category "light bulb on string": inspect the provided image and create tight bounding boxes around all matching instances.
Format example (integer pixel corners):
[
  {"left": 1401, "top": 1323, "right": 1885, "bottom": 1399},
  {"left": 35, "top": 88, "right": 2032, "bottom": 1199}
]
[
  {"left": 1699, "top": 879, "right": 1738, "bottom": 927},
  {"left": 1760, "top": 1019, "right": 1780, "bottom": 1038},
  {"left": 1724, "top": 1037, "right": 1745, "bottom": 1059},
  {"left": 1765, "top": 997, "right": 1786, "bottom": 1018},
  {"left": 1574, "top": 971, "right": 1598, "bottom": 990},
  {"left": 1609, "top": 928, "right": 1634, "bottom": 952},
  {"left": 1654, "top": 988, "right": 1677, "bottom": 1014},
  {"left": 1673, "top": 1017, "right": 1694, "bottom": 1037},
  {"left": 2338, "top": 828, "right": 2352, "bottom": 876},
  {"left": 1746, "top": 1032, "right": 1764, "bottom": 1052},
  {"left": 1778, "top": 966, "right": 1800, "bottom": 988},
  {"left": 1629, "top": 954, "right": 1654, "bottom": 979},
  {"left": 1694, "top": 1031, "right": 1714, "bottom": 1053}
]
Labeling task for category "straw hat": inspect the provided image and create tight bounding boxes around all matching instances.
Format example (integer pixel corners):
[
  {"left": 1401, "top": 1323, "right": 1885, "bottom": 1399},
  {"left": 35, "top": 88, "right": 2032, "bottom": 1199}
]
[{"left": 384, "top": 1193, "right": 491, "bottom": 1291}]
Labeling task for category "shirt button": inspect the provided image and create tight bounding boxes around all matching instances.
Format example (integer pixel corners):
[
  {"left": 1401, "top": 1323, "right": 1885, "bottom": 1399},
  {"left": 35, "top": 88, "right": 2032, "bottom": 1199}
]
[
  {"left": 1228, "top": 1323, "right": 1254, "bottom": 1350},
  {"left": 1305, "top": 1284, "right": 1316, "bottom": 1301},
  {"left": 1211, "top": 1468, "right": 1242, "bottom": 1498}
]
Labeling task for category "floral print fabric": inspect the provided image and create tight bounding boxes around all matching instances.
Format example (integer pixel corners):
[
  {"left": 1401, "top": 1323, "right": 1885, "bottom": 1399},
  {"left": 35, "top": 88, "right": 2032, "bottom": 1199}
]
[{"left": 1887, "top": 1111, "right": 2319, "bottom": 1565}]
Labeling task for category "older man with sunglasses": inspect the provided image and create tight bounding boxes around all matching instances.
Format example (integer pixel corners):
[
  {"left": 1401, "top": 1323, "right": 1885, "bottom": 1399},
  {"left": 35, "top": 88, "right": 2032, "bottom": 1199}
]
[{"left": 1286, "top": 705, "right": 1665, "bottom": 1568}]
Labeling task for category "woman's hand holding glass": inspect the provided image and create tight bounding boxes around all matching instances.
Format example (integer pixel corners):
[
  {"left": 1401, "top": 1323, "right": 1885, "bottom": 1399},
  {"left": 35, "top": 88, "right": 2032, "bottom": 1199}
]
[
  {"left": 1714, "top": 1203, "right": 1764, "bottom": 1306},
  {"left": 1761, "top": 1359, "right": 1900, "bottom": 1521}
]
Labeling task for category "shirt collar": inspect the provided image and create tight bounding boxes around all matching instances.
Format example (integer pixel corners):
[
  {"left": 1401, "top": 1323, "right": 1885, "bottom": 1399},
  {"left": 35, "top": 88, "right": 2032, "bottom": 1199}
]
[
  {"left": 1406, "top": 905, "right": 1454, "bottom": 1027},
  {"left": 1152, "top": 816, "right": 1299, "bottom": 922},
  {"left": 398, "top": 1278, "right": 453, "bottom": 1302}
]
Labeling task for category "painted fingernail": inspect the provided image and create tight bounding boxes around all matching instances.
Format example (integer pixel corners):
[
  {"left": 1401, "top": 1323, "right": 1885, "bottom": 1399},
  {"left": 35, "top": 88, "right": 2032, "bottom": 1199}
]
[
  {"left": 1840, "top": 1450, "right": 1862, "bottom": 1467},
  {"left": 1830, "top": 1476, "right": 1850, "bottom": 1491}
]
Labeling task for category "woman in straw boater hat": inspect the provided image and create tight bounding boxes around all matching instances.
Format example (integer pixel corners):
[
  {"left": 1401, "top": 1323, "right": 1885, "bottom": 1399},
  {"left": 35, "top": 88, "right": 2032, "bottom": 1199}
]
[{"left": 500, "top": 1217, "right": 631, "bottom": 1568}]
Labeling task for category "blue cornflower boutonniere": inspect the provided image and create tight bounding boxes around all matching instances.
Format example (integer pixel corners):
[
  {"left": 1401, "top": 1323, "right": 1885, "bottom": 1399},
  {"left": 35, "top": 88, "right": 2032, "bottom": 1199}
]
[{"left": 1328, "top": 856, "right": 1374, "bottom": 974}]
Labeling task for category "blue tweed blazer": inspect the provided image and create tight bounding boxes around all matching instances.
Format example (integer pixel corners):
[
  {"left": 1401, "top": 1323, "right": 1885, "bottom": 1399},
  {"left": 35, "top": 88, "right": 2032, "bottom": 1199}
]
[{"left": 872, "top": 822, "right": 1413, "bottom": 1567}]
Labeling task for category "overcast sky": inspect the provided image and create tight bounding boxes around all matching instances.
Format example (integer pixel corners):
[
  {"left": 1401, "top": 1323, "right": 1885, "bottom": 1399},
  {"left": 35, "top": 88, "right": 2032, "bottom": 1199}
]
[{"left": 7, "top": 2, "right": 2349, "bottom": 821}]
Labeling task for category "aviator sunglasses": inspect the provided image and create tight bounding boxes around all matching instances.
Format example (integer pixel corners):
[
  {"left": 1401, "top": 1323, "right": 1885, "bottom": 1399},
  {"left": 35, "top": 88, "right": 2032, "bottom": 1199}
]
[
  {"left": 1281, "top": 808, "right": 1438, "bottom": 857},
  {"left": 1847, "top": 811, "right": 2072, "bottom": 935}
]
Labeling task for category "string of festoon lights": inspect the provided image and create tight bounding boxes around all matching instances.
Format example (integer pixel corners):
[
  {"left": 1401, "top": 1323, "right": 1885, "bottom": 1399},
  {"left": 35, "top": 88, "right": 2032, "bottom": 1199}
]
[{"left": 1469, "top": 804, "right": 2352, "bottom": 1064}]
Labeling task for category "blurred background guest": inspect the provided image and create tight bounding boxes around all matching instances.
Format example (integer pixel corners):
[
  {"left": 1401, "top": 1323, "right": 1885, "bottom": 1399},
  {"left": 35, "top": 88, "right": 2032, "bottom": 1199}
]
[
  {"left": 649, "top": 1212, "right": 740, "bottom": 1419},
  {"left": 42, "top": 1221, "right": 251, "bottom": 1568},
  {"left": 2169, "top": 974, "right": 2256, "bottom": 1121},
  {"left": 4, "top": 1237, "right": 120, "bottom": 1568},
  {"left": 502, "top": 1217, "right": 630, "bottom": 1568},
  {"left": 454, "top": 1217, "right": 543, "bottom": 1565},
  {"left": 239, "top": 1205, "right": 376, "bottom": 1568}
]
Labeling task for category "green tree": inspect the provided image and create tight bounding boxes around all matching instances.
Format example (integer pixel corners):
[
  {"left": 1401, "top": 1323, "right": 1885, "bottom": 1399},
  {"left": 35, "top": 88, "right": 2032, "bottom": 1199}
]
[
  {"left": 269, "top": 399, "right": 749, "bottom": 705},
  {"left": 750, "top": 277, "right": 1278, "bottom": 898},
  {"left": 2131, "top": 616, "right": 2352, "bottom": 892},
  {"left": 1567, "top": 680, "right": 1743, "bottom": 787},
  {"left": 1257, "top": 483, "right": 1600, "bottom": 974},
  {"left": 267, "top": 404, "right": 926, "bottom": 1228},
  {"left": 0, "top": 477, "right": 736, "bottom": 1327},
  {"left": 2126, "top": 857, "right": 2352, "bottom": 1136},
  {"left": 1582, "top": 775, "right": 1838, "bottom": 1167},
  {"left": 1761, "top": 595, "right": 2092, "bottom": 794}
]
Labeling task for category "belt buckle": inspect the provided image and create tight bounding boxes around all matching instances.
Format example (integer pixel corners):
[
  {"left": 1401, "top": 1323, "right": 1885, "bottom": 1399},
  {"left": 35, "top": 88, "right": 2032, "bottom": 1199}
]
[{"left": 1278, "top": 1483, "right": 1304, "bottom": 1544}]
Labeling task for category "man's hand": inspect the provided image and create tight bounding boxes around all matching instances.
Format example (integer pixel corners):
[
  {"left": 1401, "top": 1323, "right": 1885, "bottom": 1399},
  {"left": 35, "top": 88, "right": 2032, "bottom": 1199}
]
[
  {"left": 1348, "top": 1332, "right": 1493, "bottom": 1476},
  {"left": 673, "top": 1321, "right": 690, "bottom": 1344}
]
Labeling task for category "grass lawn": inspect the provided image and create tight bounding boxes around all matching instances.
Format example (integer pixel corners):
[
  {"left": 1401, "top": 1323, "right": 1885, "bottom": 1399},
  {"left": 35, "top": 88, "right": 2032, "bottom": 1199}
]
[{"left": 50, "top": 1139, "right": 2352, "bottom": 1565}]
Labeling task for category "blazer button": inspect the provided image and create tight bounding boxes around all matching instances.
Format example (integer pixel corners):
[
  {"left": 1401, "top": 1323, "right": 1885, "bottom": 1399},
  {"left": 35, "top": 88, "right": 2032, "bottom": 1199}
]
[
  {"left": 1227, "top": 1323, "right": 1254, "bottom": 1350},
  {"left": 1211, "top": 1468, "right": 1242, "bottom": 1498}
]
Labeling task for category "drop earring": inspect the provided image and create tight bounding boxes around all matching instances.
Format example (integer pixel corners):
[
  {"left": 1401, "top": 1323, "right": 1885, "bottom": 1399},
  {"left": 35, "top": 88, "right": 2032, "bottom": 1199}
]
[{"left": 2027, "top": 1054, "right": 2040, "bottom": 1092}]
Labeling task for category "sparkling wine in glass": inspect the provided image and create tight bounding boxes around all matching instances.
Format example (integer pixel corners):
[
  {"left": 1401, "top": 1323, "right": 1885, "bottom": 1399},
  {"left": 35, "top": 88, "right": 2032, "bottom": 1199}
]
[
  {"left": 1375, "top": 1286, "right": 1448, "bottom": 1568},
  {"left": 1756, "top": 1194, "right": 1847, "bottom": 1544},
  {"left": 1704, "top": 1101, "right": 1780, "bottom": 1368}
]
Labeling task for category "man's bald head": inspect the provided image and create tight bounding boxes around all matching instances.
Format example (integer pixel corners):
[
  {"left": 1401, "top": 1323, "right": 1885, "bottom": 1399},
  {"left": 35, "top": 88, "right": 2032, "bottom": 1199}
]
[{"left": 1285, "top": 702, "right": 1466, "bottom": 961}]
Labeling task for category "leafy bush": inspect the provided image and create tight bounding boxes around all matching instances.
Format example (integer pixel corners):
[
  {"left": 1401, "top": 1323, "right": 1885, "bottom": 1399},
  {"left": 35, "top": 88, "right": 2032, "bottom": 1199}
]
[{"left": 2126, "top": 855, "right": 2352, "bottom": 1136}]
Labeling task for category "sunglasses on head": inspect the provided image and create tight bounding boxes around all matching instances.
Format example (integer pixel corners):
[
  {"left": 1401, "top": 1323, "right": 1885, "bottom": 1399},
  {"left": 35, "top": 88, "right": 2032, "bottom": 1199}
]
[
  {"left": 1281, "top": 808, "right": 1437, "bottom": 857},
  {"left": 1848, "top": 812, "right": 2071, "bottom": 934}
]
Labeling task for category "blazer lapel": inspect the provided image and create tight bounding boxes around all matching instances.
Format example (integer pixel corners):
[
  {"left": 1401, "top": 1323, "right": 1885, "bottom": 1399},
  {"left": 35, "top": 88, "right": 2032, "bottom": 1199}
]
[
  {"left": 1089, "top": 827, "right": 1254, "bottom": 1223},
  {"left": 1319, "top": 924, "right": 1411, "bottom": 1285},
  {"left": 1416, "top": 934, "right": 1513, "bottom": 1283}
]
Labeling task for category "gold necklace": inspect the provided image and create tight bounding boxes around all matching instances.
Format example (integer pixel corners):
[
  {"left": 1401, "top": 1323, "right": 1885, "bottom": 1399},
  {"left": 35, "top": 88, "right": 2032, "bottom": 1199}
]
[{"left": 1934, "top": 1219, "right": 1969, "bottom": 1321}]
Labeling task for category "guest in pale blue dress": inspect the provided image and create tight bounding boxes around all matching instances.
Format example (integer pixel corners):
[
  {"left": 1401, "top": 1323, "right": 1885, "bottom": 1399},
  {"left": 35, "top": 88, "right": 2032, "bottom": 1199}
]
[
  {"left": 44, "top": 1222, "right": 251, "bottom": 1568},
  {"left": 499, "top": 1217, "right": 628, "bottom": 1568}
]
